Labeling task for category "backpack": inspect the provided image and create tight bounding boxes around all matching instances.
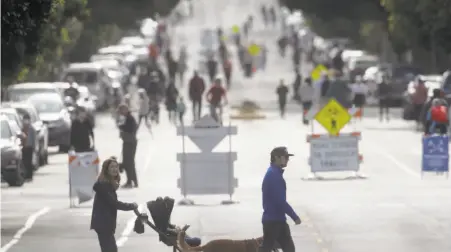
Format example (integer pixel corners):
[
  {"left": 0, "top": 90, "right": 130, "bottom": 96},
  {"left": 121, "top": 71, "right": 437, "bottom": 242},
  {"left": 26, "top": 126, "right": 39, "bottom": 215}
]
[
  {"left": 431, "top": 105, "right": 448, "bottom": 123},
  {"left": 320, "top": 80, "right": 330, "bottom": 97}
]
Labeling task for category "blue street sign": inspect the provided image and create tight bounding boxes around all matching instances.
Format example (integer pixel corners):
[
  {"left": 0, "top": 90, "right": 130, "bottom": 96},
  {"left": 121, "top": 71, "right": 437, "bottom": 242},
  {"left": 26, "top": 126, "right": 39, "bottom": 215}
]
[{"left": 422, "top": 135, "right": 449, "bottom": 172}]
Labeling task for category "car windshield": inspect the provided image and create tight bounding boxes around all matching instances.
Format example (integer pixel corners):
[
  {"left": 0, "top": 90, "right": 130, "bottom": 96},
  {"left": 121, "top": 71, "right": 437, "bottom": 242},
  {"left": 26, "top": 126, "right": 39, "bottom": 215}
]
[
  {"left": 7, "top": 88, "right": 55, "bottom": 102},
  {"left": 14, "top": 107, "right": 37, "bottom": 123},
  {"left": 1, "top": 121, "right": 12, "bottom": 139},
  {"left": 28, "top": 98, "right": 64, "bottom": 113},
  {"left": 64, "top": 71, "right": 99, "bottom": 84},
  {"left": 2, "top": 113, "right": 16, "bottom": 123}
]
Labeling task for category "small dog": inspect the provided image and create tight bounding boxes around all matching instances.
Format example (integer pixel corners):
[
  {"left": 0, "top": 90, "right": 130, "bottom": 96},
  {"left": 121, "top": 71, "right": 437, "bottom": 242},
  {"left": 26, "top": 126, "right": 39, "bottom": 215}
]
[{"left": 177, "top": 230, "right": 263, "bottom": 252}]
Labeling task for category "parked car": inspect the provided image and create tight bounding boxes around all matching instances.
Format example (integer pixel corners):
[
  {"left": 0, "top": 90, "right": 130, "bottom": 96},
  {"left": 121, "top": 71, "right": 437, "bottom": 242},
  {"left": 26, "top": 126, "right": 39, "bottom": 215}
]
[
  {"left": 346, "top": 55, "right": 379, "bottom": 82},
  {"left": 118, "top": 36, "right": 148, "bottom": 48},
  {"left": 388, "top": 65, "right": 422, "bottom": 106},
  {"left": 61, "top": 62, "right": 111, "bottom": 110},
  {"left": 1, "top": 116, "right": 25, "bottom": 186},
  {"left": 27, "top": 93, "right": 71, "bottom": 152},
  {"left": 97, "top": 45, "right": 134, "bottom": 59},
  {"left": 1, "top": 103, "right": 49, "bottom": 165},
  {"left": 4, "top": 82, "right": 62, "bottom": 102}
]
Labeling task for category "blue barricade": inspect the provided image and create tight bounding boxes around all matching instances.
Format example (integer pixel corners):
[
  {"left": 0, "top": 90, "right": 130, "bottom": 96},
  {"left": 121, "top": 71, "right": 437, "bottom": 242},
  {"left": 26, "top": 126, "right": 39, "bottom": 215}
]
[{"left": 422, "top": 135, "right": 449, "bottom": 174}]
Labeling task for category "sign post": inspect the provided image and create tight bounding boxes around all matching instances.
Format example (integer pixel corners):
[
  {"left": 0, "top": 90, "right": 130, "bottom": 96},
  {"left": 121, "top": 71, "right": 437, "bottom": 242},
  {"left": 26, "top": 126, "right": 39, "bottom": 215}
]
[
  {"left": 422, "top": 135, "right": 449, "bottom": 178},
  {"left": 68, "top": 151, "right": 99, "bottom": 208},
  {"left": 176, "top": 115, "right": 238, "bottom": 205},
  {"left": 306, "top": 99, "right": 364, "bottom": 179}
]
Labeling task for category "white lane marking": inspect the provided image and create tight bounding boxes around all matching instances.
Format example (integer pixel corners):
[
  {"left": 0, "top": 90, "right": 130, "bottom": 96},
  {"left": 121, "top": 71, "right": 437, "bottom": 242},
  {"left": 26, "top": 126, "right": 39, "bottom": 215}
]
[
  {"left": 377, "top": 149, "right": 421, "bottom": 178},
  {"left": 116, "top": 204, "right": 144, "bottom": 247},
  {"left": 0, "top": 207, "right": 51, "bottom": 252}
]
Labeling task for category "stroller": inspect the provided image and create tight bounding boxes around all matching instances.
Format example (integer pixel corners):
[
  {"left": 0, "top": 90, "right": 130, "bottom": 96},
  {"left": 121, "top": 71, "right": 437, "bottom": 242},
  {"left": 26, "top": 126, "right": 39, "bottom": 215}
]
[
  {"left": 134, "top": 196, "right": 280, "bottom": 252},
  {"left": 133, "top": 197, "right": 201, "bottom": 252}
]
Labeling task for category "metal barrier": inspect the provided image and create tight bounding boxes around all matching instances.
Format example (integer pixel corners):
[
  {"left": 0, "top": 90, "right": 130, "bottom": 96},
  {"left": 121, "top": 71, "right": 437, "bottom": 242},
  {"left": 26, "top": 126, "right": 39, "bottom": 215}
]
[
  {"left": 422, "top": 135, "right": 449, "bottom": 178},
  {"left": 68, "top": 151, "right": 99, "bottom": 207},
  {"left": 176, "top": 115, "right": 238, "bottom": 205},
  {"left": 305, "top": 99, "right": 364, "bottom": 179}
]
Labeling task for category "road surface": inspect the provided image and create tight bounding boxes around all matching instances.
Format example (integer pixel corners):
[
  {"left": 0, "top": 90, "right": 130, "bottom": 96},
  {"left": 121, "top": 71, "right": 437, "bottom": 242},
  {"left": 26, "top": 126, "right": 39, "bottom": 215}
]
[{"left": 1, "top": 0, "right": 451, "bottom": 252}]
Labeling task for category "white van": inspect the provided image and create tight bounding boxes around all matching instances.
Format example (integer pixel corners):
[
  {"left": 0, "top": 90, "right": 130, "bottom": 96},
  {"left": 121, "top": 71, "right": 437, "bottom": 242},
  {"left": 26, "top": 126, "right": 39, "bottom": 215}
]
[
  {"left": 97, "top": 45, "right": 134, "bottom": 58},
  {"left": 61, "top": 63, "right": 110, "bottom": 110}
]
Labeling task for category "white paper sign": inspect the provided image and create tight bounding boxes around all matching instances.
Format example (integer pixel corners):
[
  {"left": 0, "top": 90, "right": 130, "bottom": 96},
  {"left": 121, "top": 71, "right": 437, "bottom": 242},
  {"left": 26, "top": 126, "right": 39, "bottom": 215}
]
[{"left": 310, "top": 136, "right": 359, "bottom": 172}]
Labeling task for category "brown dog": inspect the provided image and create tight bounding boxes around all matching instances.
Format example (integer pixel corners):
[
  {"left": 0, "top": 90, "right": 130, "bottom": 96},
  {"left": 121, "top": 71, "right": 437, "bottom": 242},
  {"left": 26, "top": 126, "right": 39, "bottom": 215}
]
[{"left": 177, "top": 230, "right": 263, "bottom": 252}]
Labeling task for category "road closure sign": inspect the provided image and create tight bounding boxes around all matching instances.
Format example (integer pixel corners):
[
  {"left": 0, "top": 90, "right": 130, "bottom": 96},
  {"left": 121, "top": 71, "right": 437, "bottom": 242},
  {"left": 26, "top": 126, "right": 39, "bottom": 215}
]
[
  {"left": 315, "top": 99, "right": 351, "bottom": 135},
  {"left": 309, "top": 135, "right": 360, "bottom": 172}
]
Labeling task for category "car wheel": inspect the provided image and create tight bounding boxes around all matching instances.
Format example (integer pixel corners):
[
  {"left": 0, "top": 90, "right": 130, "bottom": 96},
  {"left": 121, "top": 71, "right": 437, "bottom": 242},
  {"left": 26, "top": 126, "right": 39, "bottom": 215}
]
[
  {"left": 6, "top": 160, "right": 25, "bottom": 187},
  {"left": 59, "top": 145, "right": 70, "bottom": 153}
]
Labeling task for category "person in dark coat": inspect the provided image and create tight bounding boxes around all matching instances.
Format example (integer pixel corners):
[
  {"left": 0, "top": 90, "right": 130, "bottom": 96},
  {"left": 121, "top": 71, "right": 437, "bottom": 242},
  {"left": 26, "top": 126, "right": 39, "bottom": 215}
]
[
  {"left": 91, "top": 157, "right": 138, "bottom": 252},
  {"left": 165, "top": 82, "right": 179, "bottom": 123},
  {"left": 276, "top": 80, "right": 289, "bottom": 118},
  {"left": 70, "top": 107, "right": 94, "bottom": 152},
  {"left": 188, "top": 71, "right": 206, "bottom": 120},
  {"left": 117, "top": 104, "right": 138, "bottom": 188}
]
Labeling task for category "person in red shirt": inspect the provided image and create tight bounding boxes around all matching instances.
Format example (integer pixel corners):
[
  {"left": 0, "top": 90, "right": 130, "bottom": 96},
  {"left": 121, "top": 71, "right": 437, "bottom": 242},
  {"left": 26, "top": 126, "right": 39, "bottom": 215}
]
[{"left": 206, "top": 77, "right": 228, "bottom": 123}]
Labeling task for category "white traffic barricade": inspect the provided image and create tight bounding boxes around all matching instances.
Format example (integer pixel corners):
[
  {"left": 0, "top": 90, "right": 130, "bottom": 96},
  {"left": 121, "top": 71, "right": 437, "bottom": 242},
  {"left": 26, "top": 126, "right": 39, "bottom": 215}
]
[
  {"left": 68, "top": 151, "right": 99, "bottom": 207},
  {"left": 176, "top": 115, "right": 238, "bottom": 205},
  {"left": 305, "top": 98, "right": 364, "bottom": 179}
]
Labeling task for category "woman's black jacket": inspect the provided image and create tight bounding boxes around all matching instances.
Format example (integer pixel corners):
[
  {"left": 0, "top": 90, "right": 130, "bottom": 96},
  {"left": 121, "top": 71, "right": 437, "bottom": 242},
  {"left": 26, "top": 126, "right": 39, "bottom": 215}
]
[{"left": 90, "top": 181, "right": 135, "bottom": 233}]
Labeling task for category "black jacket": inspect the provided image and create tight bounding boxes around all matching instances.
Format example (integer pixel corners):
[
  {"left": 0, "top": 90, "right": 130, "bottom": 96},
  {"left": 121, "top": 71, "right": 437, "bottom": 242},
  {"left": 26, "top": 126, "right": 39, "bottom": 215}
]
[
  {"left": 90, "top": 181, "right": 135, "bottom": 233},
  {"left": 70, "top": 119, "right": 94, "bottom": 152},
  {"left": 119, "top": 112, "right": 137, "bottom": 142}
]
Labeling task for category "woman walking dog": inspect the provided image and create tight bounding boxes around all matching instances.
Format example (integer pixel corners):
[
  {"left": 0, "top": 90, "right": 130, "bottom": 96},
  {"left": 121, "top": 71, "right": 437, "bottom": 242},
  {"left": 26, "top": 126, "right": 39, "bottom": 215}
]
[{"left": 90, "top": 157, "right": 138, "bottom": 252}]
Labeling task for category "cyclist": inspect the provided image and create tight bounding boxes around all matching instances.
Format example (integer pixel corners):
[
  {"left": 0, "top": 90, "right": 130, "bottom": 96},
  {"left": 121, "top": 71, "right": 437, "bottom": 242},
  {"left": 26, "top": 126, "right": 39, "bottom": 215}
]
[{"left": 206, "top": 77, "right": 228, "bottom": 123}]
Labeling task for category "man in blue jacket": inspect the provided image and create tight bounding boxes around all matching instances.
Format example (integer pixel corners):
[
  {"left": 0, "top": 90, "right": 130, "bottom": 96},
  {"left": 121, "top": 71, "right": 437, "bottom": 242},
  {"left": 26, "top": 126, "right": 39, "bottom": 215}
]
[{"left": 260, "top": 147, "right": 301, "bottom": 252}]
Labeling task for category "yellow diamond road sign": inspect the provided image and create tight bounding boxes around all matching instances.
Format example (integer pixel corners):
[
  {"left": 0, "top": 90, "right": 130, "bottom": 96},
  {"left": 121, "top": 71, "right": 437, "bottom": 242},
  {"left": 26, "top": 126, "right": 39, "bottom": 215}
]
[
  {"left": 310, "top": 64, "right": 328, "bottom": 82},
  {"left": 314, "top": 99, "right": 351, "bottom": 135}
]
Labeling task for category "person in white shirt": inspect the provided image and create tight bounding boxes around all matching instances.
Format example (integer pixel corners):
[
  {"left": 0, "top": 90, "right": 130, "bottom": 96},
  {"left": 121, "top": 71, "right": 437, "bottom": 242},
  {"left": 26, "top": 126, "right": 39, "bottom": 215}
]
[
  {"left": 349, "top": 75, "right": 368, "bottom": 109},
  {"left": 300, "top": 77, "right": 315, "bottom": 124},
  {"left": 137, "top": 89, "right": 151, "bottom": 131}
]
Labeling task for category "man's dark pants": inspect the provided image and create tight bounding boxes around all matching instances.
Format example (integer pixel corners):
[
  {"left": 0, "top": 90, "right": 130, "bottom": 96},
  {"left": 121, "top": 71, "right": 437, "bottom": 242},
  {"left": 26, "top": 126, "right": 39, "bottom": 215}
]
[
  {"left": 122, "top": 141, "right": 138, "bottom": 186},
  {"left": 279, "top": 99, "right": 286, "bottom": 117},
  {"left": 192, "top": 99, "right": 202, "bottom": 120},
  {"left": 259, "top": 221, "right": 295, "bottom": 252},
  {"left": 96, "top": 230, "right": 117, "bottom": 252},
  {"left": 22, "top": 147, "right": 34, "bottom": 179}
]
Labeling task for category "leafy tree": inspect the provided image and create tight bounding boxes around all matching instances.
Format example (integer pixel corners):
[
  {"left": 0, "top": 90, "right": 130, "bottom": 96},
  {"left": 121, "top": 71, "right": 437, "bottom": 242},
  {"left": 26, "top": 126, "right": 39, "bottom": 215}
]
[{"left": 1, "top": 0, "right": 88, "bottom": 85}]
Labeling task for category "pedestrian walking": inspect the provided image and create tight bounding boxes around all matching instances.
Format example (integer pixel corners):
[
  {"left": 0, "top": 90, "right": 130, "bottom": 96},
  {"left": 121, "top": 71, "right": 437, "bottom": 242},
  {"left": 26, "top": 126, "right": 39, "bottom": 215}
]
[
  {"left": 188, "top": 71, "right": 206, "bottom": 120},
  {"left": 276, "top": 80, "right": 289, "bottom": 118},
  {"left": 376, "top": 75, "right": 391, "bottom": 122},
  {"left": 411, "top": 77, "right": 428, "bottom": 129},
  {"left": 117, "top": 104, "right": 138, "bottom": 188},
  {"left": 20, "top": 114, "right": 36, "bottom": 181},
  {"left": 259, "top": 147, "right": 301, "bottom": 252},
  {"left": 70, "top": 107, "right": 95, "bottom": 152},
  {"left": 137, "top": 89, "right": 151, "bottom": 131},
  {"left": 177, "top": 96, "right": 186, "bottom": 126},
  {"left": 90, "top": 157, "right": 138, "bottom": 252},
  {"left": 165, "top": 82, "right": 179, "bottom": 124},
  {"left": 300, "top": 77, "right": 314, "bottom": 124}
]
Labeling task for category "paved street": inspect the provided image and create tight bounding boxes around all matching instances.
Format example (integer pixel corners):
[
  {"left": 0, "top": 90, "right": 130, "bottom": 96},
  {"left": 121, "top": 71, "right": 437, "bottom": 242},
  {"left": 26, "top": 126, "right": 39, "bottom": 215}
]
[{"left": 2, "top": 0, "right": 451, "bottom": 251}]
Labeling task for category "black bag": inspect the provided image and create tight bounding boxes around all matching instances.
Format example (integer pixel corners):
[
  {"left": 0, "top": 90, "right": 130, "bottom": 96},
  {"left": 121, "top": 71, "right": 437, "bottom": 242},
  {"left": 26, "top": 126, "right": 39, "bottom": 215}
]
[{"left": 133, "top": 217, "right": 145, "bottom": 234}]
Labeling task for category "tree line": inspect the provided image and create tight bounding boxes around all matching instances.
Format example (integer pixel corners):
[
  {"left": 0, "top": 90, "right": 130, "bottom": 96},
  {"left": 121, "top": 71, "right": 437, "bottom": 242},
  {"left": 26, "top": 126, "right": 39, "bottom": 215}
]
[
  {"left": 280, "top": 0, "right": 451, "bottom": 73},
  {"left": 1, "top": 0, "right": 180, "bottom": 86}
]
